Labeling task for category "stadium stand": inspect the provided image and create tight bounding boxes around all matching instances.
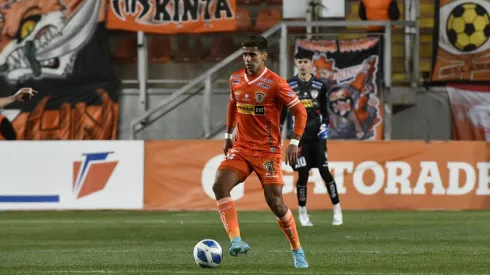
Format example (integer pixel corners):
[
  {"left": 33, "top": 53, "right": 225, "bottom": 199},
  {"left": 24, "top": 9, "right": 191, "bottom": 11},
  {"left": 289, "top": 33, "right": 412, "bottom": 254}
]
[
  {"left": 110, "top": 0, "right": 434, "bottom": 84},
  {"left": 148, "top": 36, "right": 173, "bottom": 64}
]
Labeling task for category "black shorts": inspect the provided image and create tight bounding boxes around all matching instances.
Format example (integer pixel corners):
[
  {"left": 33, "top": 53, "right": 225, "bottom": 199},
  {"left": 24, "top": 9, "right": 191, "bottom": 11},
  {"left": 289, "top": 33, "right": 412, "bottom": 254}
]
[{"left": 293, "top": 139, "right": 328, "bottom": 171}]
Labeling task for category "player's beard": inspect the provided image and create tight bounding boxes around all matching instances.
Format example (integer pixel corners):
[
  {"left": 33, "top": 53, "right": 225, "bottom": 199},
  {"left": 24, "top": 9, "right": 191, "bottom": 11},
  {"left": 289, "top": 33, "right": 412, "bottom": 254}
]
[{"left": 246, "top": 61, "right": 264, "bottom": 75}]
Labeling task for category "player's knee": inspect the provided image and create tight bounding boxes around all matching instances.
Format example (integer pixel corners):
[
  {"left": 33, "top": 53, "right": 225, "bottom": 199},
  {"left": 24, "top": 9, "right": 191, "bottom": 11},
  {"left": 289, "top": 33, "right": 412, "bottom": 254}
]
[
  {"left": 269, "top": 199, "right": 288, "bottom": 217},
  {"left": 213, "top": 169, "right": 240, "bottom": 198},
  {"left": 212, "top": 181, "right": 224, "bottom": 196},
  {"left": 319, "top": 166, "right": 334, "bottom": 182},
  {"left": 212, "top": 177, "right": 230, "bottom": 198}
]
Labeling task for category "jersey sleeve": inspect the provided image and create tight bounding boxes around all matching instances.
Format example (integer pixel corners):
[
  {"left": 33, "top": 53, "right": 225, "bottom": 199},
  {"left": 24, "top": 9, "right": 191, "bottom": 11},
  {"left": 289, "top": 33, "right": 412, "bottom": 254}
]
[
  {"left": 276, "top": 78, "right": 307, "bottom": 137},
  {"left": 226, "top": 79, "right": 238, "bottom": 131}
]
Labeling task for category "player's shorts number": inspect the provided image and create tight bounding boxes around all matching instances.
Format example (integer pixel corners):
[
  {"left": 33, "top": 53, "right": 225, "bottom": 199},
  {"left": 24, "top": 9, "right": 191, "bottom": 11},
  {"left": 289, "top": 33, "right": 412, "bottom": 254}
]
[{"left": 295, "top": 156, "right": 307, "bottom": 169}]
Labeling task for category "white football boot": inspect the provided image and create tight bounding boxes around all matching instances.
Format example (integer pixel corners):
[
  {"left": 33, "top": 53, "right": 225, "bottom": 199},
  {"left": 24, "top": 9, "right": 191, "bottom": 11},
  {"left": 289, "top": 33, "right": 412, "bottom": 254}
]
[
  {"left": 332, "top": 203, "right": 343, "bottom": 226},
  {"left": 298, "top": 206, "right": 313, "bottom": 226}
]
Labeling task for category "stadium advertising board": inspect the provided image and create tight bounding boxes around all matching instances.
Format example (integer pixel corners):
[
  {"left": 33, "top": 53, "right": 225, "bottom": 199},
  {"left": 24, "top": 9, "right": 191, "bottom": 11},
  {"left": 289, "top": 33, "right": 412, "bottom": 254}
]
[
  {"left": 447, "top": 84, "right": 490, "bottom": 140},
  {"left": 107, "top": 0, "right": 237, "bottom": 34},
  {"left": 431, "top": 0, "right": 490, "bottom": 82},
  {"left": 0, "top": 141, "right": 144, "bottom": 210},
  {"left": 144, "top": 140, "right": 490, "bottom": 210},
  {"left": 0, "top": 0, "right": 120, "bottom": 140},
  {"left": 295, "top": 38, "right": 384, "bottom": 140}
]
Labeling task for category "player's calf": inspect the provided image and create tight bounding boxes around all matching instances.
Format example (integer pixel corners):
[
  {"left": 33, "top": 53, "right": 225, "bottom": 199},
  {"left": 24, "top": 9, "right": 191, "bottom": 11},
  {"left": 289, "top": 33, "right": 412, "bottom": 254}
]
[
  {"left": 214, "top": 170, "right": 244, "bottom": 243},
  {"left": 264, "top": 185, "right": 308, "bottom": 267},
  {"left": 297, "top": 168, "right": 313, "bottom": 226},
  {"left": 319, "top": 167, "right": 343, "bottom": 225}
]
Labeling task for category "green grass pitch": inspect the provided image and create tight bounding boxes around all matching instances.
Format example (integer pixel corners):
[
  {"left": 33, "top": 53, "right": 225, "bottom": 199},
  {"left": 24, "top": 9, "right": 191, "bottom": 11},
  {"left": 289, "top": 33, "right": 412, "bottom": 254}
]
[{"left": 0, "top": 210, "right": 489, "bottom": 274}]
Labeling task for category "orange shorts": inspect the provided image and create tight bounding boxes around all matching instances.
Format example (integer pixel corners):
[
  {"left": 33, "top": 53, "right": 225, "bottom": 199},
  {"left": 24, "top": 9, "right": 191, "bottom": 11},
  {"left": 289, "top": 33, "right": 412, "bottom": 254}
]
[{"left": 218, "top": 148, "right": 283, "bottom": 185}]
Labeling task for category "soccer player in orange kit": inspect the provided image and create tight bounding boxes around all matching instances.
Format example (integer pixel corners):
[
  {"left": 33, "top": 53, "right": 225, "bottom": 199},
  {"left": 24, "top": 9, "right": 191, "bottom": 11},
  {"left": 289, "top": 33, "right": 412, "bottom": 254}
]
[{"left": 212, "top": 35, "right": 309, "bottom": 268}]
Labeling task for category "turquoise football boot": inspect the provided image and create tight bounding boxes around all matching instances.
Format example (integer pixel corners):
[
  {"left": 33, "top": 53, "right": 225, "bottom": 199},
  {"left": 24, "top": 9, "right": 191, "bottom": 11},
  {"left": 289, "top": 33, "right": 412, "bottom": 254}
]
[
  {"left": 292, "top": 247, "right": 309, "bottom": 268},
  {"left": 229, "top": 237, "right": 250, "bottom": 256}
]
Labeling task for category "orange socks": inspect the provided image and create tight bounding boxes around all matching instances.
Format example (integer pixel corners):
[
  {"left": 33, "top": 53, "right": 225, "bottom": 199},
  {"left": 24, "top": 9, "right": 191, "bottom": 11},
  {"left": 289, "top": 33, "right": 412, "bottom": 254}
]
[
  {"left": 217, "top": 198, "right": 300, "bottom": 250},
  {"left": 277, "top": 209, "right": 301, "bottom": 250},
  {"left": 217, "top": 197, "right": 241, "bottom": 240}
]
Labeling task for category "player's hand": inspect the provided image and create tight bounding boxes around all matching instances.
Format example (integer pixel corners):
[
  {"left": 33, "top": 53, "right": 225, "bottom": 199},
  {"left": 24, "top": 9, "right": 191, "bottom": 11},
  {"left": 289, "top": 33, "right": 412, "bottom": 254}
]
[
  {"left": 285, "top": 144, "right": 298, "bottom": 166},
  {"left": 223, "top": 138, "right": 234, "bottom": 156},
  {"left": 13, "top": 87, "right": 37, "bottom": 102},
  {"left": 318, "top": 123, "right": 329, "bottom": 139}
]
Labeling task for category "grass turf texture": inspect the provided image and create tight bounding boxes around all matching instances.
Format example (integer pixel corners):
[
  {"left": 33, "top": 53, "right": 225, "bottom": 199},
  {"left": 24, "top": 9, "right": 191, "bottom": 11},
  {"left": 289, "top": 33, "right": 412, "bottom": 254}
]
[{"left": 0, "top": 211, "right": 489, "bottom": 274}]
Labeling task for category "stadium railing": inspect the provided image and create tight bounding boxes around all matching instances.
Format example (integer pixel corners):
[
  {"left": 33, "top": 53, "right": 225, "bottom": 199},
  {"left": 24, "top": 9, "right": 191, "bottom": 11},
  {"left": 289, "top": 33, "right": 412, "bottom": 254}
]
[{"left": 128, "top": 20, "right": 418, "bottom": 141}]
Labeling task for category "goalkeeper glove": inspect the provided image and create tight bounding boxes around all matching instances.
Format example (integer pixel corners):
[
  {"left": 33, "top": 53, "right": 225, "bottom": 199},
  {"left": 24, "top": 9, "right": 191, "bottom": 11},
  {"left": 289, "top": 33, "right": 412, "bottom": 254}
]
[{"left": 318, "top": 123, "right": 329, "bottom": 140}]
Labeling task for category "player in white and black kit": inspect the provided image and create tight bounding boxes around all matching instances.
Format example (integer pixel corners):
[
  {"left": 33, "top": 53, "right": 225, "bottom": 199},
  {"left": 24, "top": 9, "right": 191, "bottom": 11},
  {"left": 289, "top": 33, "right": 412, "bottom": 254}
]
[{"left": 280, "top": 49, "right": 343, "bottom": 226}]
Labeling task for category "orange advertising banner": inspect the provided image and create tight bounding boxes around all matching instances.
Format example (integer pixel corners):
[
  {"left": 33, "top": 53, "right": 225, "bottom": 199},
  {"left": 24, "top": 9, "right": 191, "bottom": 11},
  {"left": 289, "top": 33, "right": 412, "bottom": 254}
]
[
  {"left": 144, "top": 141, "right": 490, "bottom": 211},
  {"left": 106, "top": 0, "right": 237, "bottom": 34}
]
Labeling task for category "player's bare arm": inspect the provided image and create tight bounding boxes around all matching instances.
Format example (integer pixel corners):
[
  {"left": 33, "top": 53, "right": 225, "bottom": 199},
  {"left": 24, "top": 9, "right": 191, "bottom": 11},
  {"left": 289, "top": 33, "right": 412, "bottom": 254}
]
[
  {"left": 224, "top": 86, "right": 238, "bottom": 155},
  {"left": 286, "top": 133, "right": 301, "bottom": 166},
  {"left": 0, "top": 88, "right": 37, "bottom": 108}
]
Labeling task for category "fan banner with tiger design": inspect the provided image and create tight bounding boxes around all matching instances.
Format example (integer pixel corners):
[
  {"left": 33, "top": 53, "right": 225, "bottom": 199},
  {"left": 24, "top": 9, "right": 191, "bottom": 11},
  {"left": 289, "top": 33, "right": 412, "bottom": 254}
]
[
  {"left": 0, "top": 0, "right": 120, "bottom": 140},
  {"left": 432, "top": 0, "right": 490, "bottom": 82},
  {"left": 295, "top": 37, "right": 384, "bottom": 140}
]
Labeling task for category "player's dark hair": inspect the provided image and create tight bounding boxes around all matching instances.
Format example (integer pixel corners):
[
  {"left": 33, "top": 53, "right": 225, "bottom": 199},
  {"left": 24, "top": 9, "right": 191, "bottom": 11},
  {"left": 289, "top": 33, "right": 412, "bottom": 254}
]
[
  {"left": 294, "top": 49, "right": 314, "bottom": 60},
  {"left": 242, "top": 35, "right": 268, "bottom": 52}
]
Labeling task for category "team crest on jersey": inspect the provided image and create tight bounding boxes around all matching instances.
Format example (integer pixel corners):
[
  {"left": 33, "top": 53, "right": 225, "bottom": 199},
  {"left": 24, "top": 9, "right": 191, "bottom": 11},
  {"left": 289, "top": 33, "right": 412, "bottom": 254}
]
[
  {"left": 234, "top": 91, "right": 242, "bottom": 96},
  {"left": 255, "top": 91, "right": 266, "bottom": 103},
  {"left": 310, "top": 90, "right": 319, "bottom": 99},
  {"left": 263, "top": 160, "right": 277, "bottom": 177}
]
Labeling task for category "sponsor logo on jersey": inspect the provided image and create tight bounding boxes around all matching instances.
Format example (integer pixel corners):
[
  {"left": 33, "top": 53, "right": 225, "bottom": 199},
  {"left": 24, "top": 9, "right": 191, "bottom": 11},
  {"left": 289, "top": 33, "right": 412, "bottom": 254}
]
[
  {"left": 236, "top": 103, "right": 265, "bottom": 115},
  {"left": 289, "top": 81, "right": 299, "bottom": 89},
  {"left": 312, "top": 80, "right": 324, "bottom": 86},
  {"left": 258, "top": 82, "right": 271, "bottom": 89},
  {"left": 232, "top": 80, "right": 240, "bottom": 85},
  {"left": 300, "top": 99, "right": 314, "bottom": 107},
  {"left": 262, "top": 78, "right": 273, "bottom": 84},
  {"left": 243, "top": 93, "right": 251, "bottom": 102}
]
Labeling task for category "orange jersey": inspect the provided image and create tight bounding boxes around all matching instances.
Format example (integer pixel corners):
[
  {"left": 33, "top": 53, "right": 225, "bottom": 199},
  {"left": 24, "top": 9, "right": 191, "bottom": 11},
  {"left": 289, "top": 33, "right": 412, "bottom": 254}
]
[{"left": 227, "top": 67, "right": 307, "bottom": 157}]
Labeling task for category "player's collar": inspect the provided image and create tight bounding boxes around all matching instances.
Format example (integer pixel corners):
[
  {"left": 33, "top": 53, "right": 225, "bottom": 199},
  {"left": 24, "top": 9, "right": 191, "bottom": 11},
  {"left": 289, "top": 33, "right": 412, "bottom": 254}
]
[
  {"left": 296, "top": 74, "right": 313, "bottom": 84},
  {"left": 244, "top": 66, "right": 268, "bottom": 85}
]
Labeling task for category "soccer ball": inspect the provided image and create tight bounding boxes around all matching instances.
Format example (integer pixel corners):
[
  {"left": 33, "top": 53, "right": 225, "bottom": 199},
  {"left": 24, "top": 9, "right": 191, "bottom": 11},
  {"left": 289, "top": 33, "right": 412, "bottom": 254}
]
[
  {"left": 193, "top": 239, "right": 223, "bottom": 268},
  {"left": 446, "top": 2, "right": 490, "bottom": 52}
]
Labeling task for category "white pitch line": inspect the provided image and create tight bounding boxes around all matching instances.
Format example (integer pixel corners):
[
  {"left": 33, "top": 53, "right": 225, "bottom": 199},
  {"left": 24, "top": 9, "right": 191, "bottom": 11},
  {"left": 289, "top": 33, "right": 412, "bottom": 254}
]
[
  {"left": 0, "top": 220, "right": 278, "bottom": 225},
  {"left": 1, "top": 248, "right": 474, "bottom": 255},
  {"left": 27, "top": 271, "right": 428, "bottom": 275}
]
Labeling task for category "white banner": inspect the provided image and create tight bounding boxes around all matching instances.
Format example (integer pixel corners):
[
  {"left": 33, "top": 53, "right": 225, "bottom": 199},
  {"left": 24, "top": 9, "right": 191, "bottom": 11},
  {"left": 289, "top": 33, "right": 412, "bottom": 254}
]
[
  {"left": 447, "top": 85, "right": 490, "bottom": 140},
  {"left": 0, "top": 141, "right": 144, "bottom": 210}
]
